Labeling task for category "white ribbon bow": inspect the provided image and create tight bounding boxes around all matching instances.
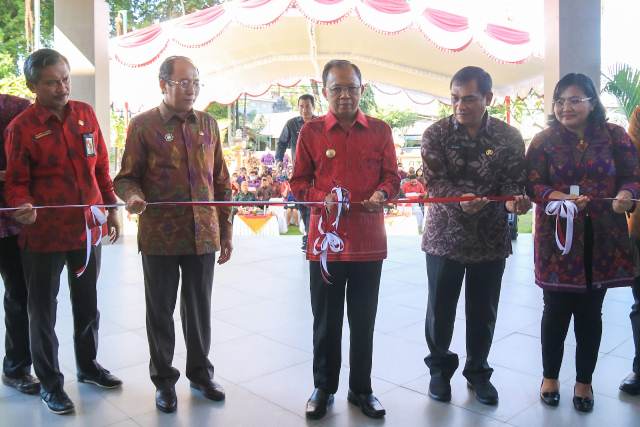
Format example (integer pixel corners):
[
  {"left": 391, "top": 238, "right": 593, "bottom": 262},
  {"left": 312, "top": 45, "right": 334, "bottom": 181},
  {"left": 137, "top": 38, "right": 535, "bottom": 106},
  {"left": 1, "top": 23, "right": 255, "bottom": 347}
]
[
  {"left": 76, "top": 206, "right": 107, "bottom": 277},
  {"left": 312, "top": 187, "right": 349, "bottom": 284},
  {"left": 545, "top": 200, "right": 578, "bottom": 255}
]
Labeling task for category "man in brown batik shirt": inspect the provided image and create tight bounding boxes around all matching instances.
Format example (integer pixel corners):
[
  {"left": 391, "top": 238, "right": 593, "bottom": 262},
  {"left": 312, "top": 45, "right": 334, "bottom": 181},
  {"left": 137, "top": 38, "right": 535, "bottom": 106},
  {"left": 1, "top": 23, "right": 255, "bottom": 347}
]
[{"left": 114, "top": 56, "right": 232, "bottom": 413}]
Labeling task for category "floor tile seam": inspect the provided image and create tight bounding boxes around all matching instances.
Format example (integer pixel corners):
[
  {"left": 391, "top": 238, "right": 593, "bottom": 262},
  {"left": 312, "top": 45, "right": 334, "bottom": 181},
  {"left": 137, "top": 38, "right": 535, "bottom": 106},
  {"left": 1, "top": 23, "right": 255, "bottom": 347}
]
[
  {"left": 235, "top": 357, "right": 314, "bottom": 386},
  {"left": 255, "top": 331, "right": 313, "bottom": 355}
]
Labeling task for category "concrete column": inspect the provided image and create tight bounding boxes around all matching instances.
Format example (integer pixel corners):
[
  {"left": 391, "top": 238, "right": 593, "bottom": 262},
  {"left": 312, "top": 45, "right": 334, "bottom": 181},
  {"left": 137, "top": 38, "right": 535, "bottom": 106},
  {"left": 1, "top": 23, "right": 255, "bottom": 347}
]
[
  {"left": 54, "top": 0, "right": 110, "bottom": 146},
  {"left": 544, "top": 0, "right": 601, "bottom": 116}
]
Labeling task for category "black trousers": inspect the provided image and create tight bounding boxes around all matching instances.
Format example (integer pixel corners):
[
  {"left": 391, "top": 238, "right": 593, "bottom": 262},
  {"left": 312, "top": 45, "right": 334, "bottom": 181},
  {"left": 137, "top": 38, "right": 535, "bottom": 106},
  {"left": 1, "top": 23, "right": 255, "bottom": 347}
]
[
  {"left": 632, "top": 277, "right": 640, "bottom": 374},
  {"left": 541, "top": 215, "right": 605, "bottom": 384},
  {"left": 541, "top": 289, "right": 606, "bottom": 383},
  {"left": 424, "top": 254, "right": 505, "bottom": 383},
  {"left": 310, "top": 260, "right": 382, "bottom": 394},
  {"left": 21, "top": 246, "right": 102, "bottom": 392},
  {"left": 142, "top": 253, "right": 215, "bottom": 389},
  {"left": 0, "top": 235, "right": 31, "bottom": 378}
]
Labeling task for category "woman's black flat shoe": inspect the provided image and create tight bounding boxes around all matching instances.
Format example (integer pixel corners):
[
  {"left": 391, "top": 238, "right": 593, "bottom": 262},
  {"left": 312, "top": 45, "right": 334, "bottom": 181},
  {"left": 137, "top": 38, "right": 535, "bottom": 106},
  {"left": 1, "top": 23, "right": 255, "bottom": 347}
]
[
  {"left": 540, "top": 381, "right": 560, "bottom": 407},
  {"left": 572, "top": 386, "right": 594, "bottom": 412},
  {"left": 540, "top": 390, "right": 560, "bottom": 406}
]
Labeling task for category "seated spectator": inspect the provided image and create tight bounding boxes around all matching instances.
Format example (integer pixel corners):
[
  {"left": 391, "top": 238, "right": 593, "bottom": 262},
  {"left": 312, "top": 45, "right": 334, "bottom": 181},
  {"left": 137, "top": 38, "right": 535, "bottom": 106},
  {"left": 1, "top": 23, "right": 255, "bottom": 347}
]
[
  {"left": 280, "top": 179, "right": 300, "bottom": 226},
  {"left": 416, "top": 167, "right": 427, "bottom": 188},
  {"left": 247, "top": 170, "right": 260, "bottom": 191},
  {"left": 256, "top": 177, "right": 273, "bottom": 201},
  {"left": 401, "top": 174, "right": 426, "bottom": 195},
  {"left": 398, "top": 162, "right": 408, "bottom": 180},
  {"left": 232, "top": 181, "right": 257, "bottom": 219},
  {"left": 267, "top": 175, "right": 281, "bottom": 198},
  {"left": 231, "top": 172, "right": 240, "bottom": 196},
  {"left": 237, "top": 167, "right": 247, "bottom": 185}
]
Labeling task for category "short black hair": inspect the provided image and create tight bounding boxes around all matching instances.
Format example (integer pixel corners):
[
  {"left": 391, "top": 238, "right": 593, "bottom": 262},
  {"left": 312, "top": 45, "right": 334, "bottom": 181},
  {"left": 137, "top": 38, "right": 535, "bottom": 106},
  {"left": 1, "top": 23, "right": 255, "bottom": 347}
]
[
  {"left": 322, "top": 59, "right": 362, "bottom": 87},
  {"left": 450, "top": 66, "right": 493, "bottom": 95},
  {"left": 24, "top": 49, "right": 69, "bottom": 85},
  {"left": 298, "top": 94, "right": 315, "bottom": 107},
  {"left": 158, "top": 56, "right": 198, "bottom": 81},
  {"left": 548, "top": 73, "right": 607, "bottom": 127}
]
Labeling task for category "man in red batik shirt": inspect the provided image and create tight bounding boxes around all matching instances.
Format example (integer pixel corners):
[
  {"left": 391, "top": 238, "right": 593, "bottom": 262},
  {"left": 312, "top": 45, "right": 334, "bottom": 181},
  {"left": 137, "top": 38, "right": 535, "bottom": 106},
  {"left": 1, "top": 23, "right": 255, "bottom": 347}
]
[
  {"left": 4, "top": 49, "right": 121, "bottom": 415},
  {"left": 291, "top": 59, "right": 399, "bottom": 420}
]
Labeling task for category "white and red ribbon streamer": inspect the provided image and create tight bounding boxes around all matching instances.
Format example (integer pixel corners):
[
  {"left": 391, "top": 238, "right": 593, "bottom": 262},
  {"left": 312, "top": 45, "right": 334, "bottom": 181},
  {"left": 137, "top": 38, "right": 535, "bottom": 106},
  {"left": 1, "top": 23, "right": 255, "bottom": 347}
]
[
  {"left": 545, "top": 200, "right": 578, "bottom": 256},
  {"left": 312, "top": 187, "right": 350, "bottom": 284},
  {"left": 76, "top": 206, "right": 108, "bottom": 278}
]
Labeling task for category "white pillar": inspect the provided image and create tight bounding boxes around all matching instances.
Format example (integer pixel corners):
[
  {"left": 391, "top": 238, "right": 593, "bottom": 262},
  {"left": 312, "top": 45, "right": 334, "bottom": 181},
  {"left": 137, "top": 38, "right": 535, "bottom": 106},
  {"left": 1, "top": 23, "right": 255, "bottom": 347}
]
[
  {"left": 54, "top": 0, "right": 110, "bottom": 147},
  {"left": 544, "top": 0, "right": 601, "bottom": 116}
]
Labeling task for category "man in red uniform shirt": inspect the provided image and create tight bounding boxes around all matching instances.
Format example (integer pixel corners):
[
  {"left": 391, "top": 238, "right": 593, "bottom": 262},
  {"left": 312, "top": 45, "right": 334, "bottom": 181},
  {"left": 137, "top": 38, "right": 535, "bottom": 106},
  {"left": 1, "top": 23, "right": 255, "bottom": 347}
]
[
  {"left": 4, "top": 49, "right": 122, "bottom": 415},
  {"left": 0, "top": 94, "right": 40, "bottom": 396},
  {"left": 291, "top": 59, "right": 399, "bottom": 420}
]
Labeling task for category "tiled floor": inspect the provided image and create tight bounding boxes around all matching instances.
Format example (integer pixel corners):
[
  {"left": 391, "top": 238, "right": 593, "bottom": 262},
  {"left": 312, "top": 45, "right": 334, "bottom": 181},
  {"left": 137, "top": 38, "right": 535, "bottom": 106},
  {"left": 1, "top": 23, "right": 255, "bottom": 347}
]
[{"left": 1, "top": 234, "right": 639, "bottom": 426}]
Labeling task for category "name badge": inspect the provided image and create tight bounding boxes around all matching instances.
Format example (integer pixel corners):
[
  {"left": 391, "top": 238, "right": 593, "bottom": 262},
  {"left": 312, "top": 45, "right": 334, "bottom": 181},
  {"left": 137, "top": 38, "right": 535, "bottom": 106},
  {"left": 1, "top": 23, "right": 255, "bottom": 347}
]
[{"left": 83, "top": 133, "right": 96, "bottom": 157}]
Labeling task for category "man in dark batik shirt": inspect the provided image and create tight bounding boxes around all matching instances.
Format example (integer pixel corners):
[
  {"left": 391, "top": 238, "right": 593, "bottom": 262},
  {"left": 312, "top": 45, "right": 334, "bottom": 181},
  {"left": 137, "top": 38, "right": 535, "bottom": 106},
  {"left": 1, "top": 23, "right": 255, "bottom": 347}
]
[{"left": 421, "top": 66, "right": 531, "bottom": 406}]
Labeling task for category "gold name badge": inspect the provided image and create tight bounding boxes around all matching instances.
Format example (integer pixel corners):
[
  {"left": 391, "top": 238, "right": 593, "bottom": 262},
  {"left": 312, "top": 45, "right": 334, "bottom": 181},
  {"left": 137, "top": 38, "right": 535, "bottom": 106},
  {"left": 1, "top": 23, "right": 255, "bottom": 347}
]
[
  {"left": 34, "top": 130, "right": 52, "bottom": 140},
  {"left": 326, "top": 149, "right": 336, "bottom": 158}
]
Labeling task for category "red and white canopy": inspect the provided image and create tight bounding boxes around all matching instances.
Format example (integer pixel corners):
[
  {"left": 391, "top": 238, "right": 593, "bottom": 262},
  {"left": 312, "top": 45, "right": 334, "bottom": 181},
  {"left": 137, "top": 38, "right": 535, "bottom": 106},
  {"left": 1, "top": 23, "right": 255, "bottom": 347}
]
[{"left": 110, "top": 0, "right": 544, "bottom": 110}]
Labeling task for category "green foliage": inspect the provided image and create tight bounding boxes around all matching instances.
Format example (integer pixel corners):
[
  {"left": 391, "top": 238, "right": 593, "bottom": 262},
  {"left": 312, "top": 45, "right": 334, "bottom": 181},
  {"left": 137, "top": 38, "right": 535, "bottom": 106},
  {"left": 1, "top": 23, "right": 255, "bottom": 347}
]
[
  {"left": 0, "top": 73, "right": 31, "bottom": 98},
  {"left": 603, "top": 63, "right": 640, "bottom": 119},
  {"left": 373, "top": 108, "right": 420, "bottom": 134},
  {"left": 0, "top": 0, "right": 53, "bottom": 77},
  {"left": 206, "top": 102, "right": 228, "bottom": 120},
  {"left": 110, "top": 109, "right": 127, "bottom": 150},
  {"left": 359, "top": 84, "right": 377, "bottom": 115},
  {"left": 107, "top": 0, "right": 224, "bottom": 35},
  {"left": 437, "top": 102, "right": 452, "bottom": 119}
]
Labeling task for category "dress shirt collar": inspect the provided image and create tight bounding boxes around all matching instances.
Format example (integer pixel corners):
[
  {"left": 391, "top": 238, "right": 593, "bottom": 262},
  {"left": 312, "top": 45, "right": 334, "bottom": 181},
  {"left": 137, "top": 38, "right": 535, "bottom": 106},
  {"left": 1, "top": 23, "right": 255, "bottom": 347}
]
[
  {"left": 451, "top": 111, "right": 492, "bottom": 137},
  {"left": 158, "top": 101, "right": 197, "bottom": 124},
  {"left": 324, "top": 109, "right": 368, "bottom": 132},
  {"left": 33, "top": 100, "right": 72, "bottom": 125}
]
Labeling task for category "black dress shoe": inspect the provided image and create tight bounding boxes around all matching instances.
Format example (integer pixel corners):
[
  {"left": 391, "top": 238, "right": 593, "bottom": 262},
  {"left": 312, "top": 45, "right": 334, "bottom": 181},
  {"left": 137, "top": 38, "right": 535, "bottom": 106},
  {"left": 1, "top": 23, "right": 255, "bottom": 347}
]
[
  {"left": 156, "top": 387, "right": 177, "bottom": 413},
  {"left": 78, "top": 368, "right": 122, "bottom": 389},
  {"left": 305, "top": 388, "right": 333, "bottom": 420},
  {"left": 572, "top": 386, "right": 594, "bottom": 413},
  {"left": 467, "top": 380, "right": 499, "bottom": 405},
  {"left": 620, "top": 372, "right": 640, "bottom": 395},
  {"left": 539, "top": 380, "right": 560, "bottom": 407},
  {"left": 2, "top": 373, "right": 41, "bottom": 395},
  {"left": 40, "top": 388, "right": 74, "bottom": 415},
  {"left": 347, "top": 390, "right": 386, "bottom": 419},
  {"left": 190, "top": 380, "right": 225, "bottom": 401},
  {"left": 428, "top": 377, "right": 452, "bottom": 402}
]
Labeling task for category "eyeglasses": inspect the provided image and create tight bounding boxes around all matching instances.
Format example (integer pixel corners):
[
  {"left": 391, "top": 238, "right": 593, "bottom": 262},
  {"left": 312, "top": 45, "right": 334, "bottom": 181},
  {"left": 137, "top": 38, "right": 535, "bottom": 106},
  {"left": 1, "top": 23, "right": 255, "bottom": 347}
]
[
  {"left": 165, "top": 79, "right": 203, "bottom": 90},
  {"left": 553, "top": 97, "right": 591, "bottom": 108},
  {"left": 327, "top": 85, "right": 361, "bottom": 96}
]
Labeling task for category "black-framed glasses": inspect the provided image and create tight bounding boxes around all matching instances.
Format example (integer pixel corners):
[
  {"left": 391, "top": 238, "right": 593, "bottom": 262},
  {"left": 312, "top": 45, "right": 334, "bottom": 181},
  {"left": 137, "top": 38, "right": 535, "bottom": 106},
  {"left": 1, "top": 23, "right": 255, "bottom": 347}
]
[
  {"left": 165, "top": 79, "right": 203, "bottom": 90},
  {"left": 327, "top": 85, "right": 361, "bottom": 96},
  {"left": 553, "top": 97, "right": 591, "bottom": 108}
]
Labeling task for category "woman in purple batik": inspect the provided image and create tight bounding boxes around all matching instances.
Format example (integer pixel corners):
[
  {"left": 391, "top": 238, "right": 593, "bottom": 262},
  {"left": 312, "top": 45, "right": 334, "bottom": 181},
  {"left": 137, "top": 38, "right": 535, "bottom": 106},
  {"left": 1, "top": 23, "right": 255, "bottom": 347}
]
[{"left": 526, "top": 73, "right": 640, "bottom": 413}]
